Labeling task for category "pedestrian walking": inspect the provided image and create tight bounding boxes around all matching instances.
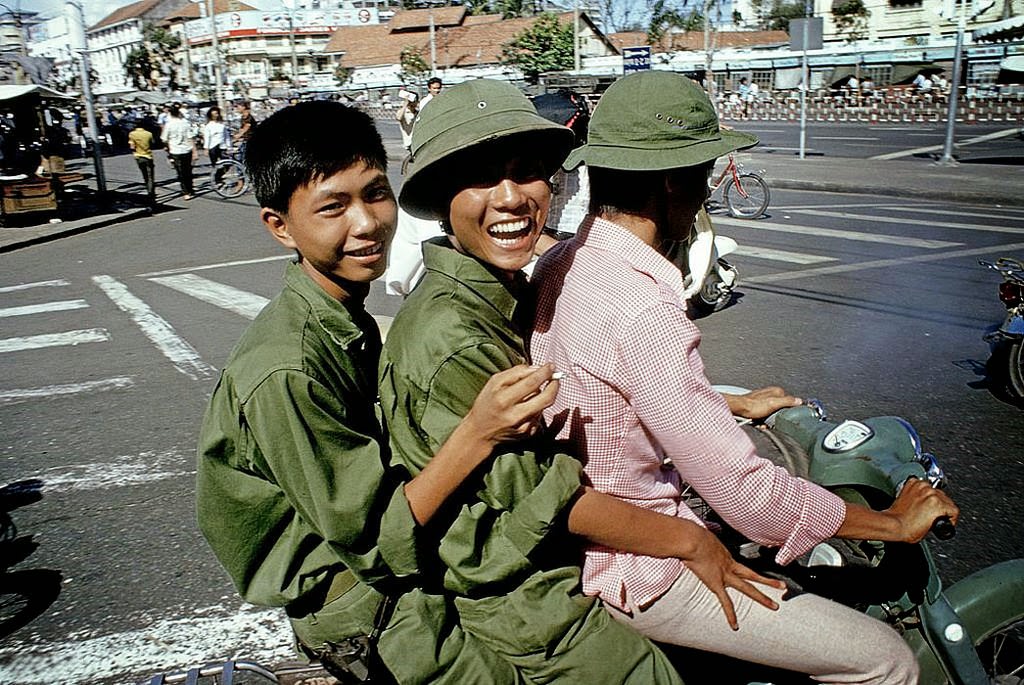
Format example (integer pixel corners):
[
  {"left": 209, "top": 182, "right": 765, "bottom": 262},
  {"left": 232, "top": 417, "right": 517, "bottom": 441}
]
[
  {"left": 127, "top": 121, "right": 157, "bottom": 209},
  {"left": 161, "top": 104, "right": 196, "bottom": 200},
  {"left": 203, "top": 106, "right": 226, "bottom": 167}
]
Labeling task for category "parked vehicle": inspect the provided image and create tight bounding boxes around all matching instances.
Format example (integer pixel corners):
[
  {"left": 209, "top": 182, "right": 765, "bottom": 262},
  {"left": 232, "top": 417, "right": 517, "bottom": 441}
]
[
  {"left": 678, "top": 207, "right": 740, "bottom": 317},
  {"left": 705, "top": 152, "right": 770, "bottom": 219},
  {"left": 980, "top": 257, "right": 1024, "bottom": 403},
  {"left": 677, "top": 391, "right": 1024, "bottom": 684}
]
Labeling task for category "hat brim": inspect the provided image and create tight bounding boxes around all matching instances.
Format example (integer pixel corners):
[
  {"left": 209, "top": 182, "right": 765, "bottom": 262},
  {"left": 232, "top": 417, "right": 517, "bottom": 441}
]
[
  {"left": 564, "top": 128, "right": 758, "bottom": 172},
  {"left": 401, "top": 124, "right": 574, "bottom": 221}
]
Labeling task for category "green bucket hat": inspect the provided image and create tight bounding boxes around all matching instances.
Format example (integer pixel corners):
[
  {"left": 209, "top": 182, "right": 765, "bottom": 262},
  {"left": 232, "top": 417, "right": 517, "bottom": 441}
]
[
  {"left": 564, "top": 71, "right": 758, "bottom": 172},
  {"left": 399, "top": 79, "right": 575, "bottom": 220}
]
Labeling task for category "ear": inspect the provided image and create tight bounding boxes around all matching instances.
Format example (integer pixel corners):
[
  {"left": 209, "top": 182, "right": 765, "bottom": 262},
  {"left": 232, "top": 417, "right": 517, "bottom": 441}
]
[{"left": 261, "top": 208, "right": 297, "bottom": 250}]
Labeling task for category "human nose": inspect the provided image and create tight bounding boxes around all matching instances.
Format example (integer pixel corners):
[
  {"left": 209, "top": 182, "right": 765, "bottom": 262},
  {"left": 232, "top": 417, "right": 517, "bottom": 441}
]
[
  {"left": 492, "top": 177, "right": 527, "bottom": 210},
  {"left": 349, "top": 200, "right": 381, "bottom": 236}
]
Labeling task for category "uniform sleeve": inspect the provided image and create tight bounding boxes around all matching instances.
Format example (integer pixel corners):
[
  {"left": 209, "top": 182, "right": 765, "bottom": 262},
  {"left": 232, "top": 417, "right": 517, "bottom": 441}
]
[
  {"left": 618, "top": 302, "right": 846, "bottom": 565},
  {"left": 406, "top": 343, "right": 582, "bottom": 595},
  {"left": 244, "top": 370, "right": 420, "bottom": 589}
]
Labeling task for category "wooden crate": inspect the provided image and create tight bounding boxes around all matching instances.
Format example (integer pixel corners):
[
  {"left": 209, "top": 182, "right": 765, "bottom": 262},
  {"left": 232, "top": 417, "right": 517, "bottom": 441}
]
[{"left": 1, "top": 180, "right": 57, "bottom": 215}]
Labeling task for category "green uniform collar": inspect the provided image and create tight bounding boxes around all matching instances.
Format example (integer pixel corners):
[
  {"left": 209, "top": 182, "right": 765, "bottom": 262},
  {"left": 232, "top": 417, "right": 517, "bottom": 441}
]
[
  {"left": 420, "top": 236, "right": 529, "bottom": 326},
  {"left": 283, "top": 260, "right": 374, "bottom": 349}
]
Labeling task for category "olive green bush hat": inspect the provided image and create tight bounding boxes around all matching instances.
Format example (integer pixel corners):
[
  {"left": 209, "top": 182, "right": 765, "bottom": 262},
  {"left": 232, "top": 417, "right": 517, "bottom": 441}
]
[
  {"left": 399, "top": 79, "right": 575, "bottom": 220},
  {"left": 563, "top": 71, "right": 758, "bottom": 172}
]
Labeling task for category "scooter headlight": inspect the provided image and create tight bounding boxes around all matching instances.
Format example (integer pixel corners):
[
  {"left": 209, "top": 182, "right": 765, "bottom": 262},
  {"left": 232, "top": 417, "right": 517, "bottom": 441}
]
[
  {"left": 917, "top": 453, "right": 946, "bottom": 489},
  {"left": 893, "top": 418, "right": 923, "bottom": 459}
]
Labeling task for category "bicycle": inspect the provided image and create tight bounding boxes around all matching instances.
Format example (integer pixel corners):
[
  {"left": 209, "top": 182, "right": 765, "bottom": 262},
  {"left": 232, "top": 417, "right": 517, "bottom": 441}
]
[
  {"left": 209, "top": 148, "right": 248, "bottom": 199},
  {"left": 706, "top": 152, "right": 770, "bottom": 219}
]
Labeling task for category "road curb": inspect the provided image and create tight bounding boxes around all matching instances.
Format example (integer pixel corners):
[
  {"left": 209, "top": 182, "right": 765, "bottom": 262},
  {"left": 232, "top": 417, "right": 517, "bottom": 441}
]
[
  {"left": 771, "top": 178, "right": 1024, "bottom": 208},
  {"left": 0, "top": 207, "right": 152, "bottom": 254}
]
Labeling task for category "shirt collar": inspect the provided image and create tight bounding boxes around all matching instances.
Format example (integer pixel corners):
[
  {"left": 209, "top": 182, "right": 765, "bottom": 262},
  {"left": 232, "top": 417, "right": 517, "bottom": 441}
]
[
  {"left": 421, "top": 236, "right": 528, "bottom": 325},
  {"left": 283, "top": 260, "right": 374, "bottom": 349},
  {"left": 578, "top": 215, "right": 688, "bottom": 302}
]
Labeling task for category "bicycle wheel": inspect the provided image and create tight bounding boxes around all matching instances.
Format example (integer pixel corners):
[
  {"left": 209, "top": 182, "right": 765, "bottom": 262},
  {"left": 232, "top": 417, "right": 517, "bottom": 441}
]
[
  {"left": 723, "top": 173, "right": 770, "bottom": 219},
  {"left": 210, "top": 159, "right": 247, "bottom": 199}
]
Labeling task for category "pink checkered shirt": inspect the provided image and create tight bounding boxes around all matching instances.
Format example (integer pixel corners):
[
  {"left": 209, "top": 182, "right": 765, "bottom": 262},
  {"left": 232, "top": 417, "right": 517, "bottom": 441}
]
[{"left": 530, "top": 216, "right": 846, "bottom": 612}]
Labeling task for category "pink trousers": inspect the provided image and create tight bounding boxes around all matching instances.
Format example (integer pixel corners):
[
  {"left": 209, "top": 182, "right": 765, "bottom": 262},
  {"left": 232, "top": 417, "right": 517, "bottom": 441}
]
[{"left": 608, "top": 569, "right": 918, "bottom": 684}]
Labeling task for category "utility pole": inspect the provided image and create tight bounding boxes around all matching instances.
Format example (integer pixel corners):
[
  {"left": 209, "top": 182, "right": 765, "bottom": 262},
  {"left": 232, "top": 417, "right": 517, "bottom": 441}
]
[
  {"left": 798, "top": 0, "right": 811, "bottom": 159},
  {"left": 936, "top": 13, "right": 964, "bottom": 166},
  {"left": 67, "top": 0, "right": 107, "bottom": 196},
  {"left": 207, "top": 0, "right": 225, "bottom": 116},
  {"left": 429, "top": 10, "right": 436, "bottom": 76},
  {"left": 573, "top": 1, "right": 580, "bottom": 71},
  {"left": 703, "top": 0, "right": 715, "bottom": 111}
]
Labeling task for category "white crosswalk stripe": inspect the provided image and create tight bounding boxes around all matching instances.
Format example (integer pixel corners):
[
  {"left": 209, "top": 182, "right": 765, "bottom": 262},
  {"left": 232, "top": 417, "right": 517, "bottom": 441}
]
[
  {"left": 793, "top": 209, "right": 1024, "bottom": 235},
  {"left": 714, "top": 215, "right": 962, "bottom": 248},
  {"left": 0, "top": 376, "right": 135, "bottom": 405},
  {"left": 0, "top": 279, "right": 70, "bottom": 293},
  {"left": 0, "top": 328, "right": 110, "bottom": 354},
  {"left": 92, "top": 275, "right": 216, "bottom": 381},
  {"left": 0, "top": 299, "right": 88, "bottom": 318},
  {"left": 734, "top": 245, "right": 836, "bottom": 264},
  {"left": 149, "top": 273, "right": 270, "bottom": 319}
]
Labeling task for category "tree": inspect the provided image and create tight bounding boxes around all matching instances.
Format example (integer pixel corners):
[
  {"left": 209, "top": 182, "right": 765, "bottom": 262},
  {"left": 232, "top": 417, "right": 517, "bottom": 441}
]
[
  {"left": 501, "top": 12, "right": 574, "bottom": 84},
  {"left": 334, "top": 64, "right": 354, "bottom": 88},
  {"left": 399, "top": 46, "right": 430, "bottom": 84},
  {"left": 124, "top": 46, "right": 154, "bottom": 90},
  {"left": 648, "top": 0, "right": 707, "bottom": 44},
  {"left": 753, "top": 0, "right": 805, "bottom": 31},
  {"left": 123, "top": 22, "right": 182, "bottom": 90},
  {"left": 831, "top": 0, "right": 870, "bottom": 42}
]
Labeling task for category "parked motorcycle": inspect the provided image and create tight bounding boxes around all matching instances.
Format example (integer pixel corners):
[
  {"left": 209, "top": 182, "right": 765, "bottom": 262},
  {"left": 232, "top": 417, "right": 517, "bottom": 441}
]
[
  {"left": 678, "top": 207, "right": 740, "bottom": 317},
  {"left": 980, "top": 257, "right": 1024, "bottom": 403},
  {"left": 674, "top": 391, "right": 1024, "bottom": 684}
]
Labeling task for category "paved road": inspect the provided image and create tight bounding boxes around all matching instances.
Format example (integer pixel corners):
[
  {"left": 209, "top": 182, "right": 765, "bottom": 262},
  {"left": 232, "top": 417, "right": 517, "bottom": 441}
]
[{"left": 1, "top": 158, "right": 1022, "bottom": 682}]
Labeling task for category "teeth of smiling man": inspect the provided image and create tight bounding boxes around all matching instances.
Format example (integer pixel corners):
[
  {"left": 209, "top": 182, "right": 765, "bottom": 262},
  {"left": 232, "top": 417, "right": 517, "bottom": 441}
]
[
  {"left": 350, "top": 243, "right": 382, "bottom": 257},
  {"left": 488, "top": 218, "right": 531, "bottom": 238}
]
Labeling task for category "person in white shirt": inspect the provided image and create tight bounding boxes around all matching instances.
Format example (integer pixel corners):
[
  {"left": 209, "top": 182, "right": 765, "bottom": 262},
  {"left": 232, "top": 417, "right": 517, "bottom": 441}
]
[
  {"left": 203, "top": 106, "right": 227, "bottom": 167},
  {"left": 161, "top": 104, "right": 196, "bottom": 200}
]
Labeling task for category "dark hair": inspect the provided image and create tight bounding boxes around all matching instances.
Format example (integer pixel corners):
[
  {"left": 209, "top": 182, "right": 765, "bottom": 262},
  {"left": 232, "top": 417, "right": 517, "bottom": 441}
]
[
  {"left": 588, "top": 163, "right": 712, "bottom": 216},
  {"left": 246, "top": 101, "right": 387, "bottom": 212},
  {"left": 206, "top": 106, "right": 222, "bottom": 121},
  {"left": 169, "top": 105, "right": 182, "bottom": 118},
  {"left": 427, "top": 77, "right": 442, "bottom": 87}
]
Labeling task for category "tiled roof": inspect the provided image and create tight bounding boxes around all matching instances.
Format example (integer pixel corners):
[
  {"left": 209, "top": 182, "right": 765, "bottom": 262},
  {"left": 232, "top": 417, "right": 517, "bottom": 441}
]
[
  {"left": 325, "top": 10, "right": 590, "bottom": 69},
  {"left": 608, "top": 29, "right": 790, "bottom": 52},
  {"left": 164, "top": 0, "right": 259, "bottom": 22},
  {"left": 90, "top": 0, "right": 193, "bottom": 31},
  {"left": 388, "top": 6, "right": 467, "bottom": 32}
]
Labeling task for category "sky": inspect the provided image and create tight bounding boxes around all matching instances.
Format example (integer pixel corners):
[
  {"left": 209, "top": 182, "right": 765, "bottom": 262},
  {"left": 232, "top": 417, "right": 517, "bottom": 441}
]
[{"left": 27, "top": 0, "right": 278, "bottom": 26}]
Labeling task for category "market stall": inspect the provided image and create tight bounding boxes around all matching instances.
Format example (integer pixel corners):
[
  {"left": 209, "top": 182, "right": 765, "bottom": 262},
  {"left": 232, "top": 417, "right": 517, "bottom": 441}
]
[{"left": 0, "top": 85, "right": 82, "bottom": 226}]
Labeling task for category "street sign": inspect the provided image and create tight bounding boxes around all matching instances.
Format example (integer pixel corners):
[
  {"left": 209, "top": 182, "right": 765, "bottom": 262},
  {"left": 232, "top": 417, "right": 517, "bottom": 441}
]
[
  {"left": 789, "top": 18, "right": 823, "bottom": 51},
  {"left": 623, "top": 46, "right": 651, "bottom": 74}
]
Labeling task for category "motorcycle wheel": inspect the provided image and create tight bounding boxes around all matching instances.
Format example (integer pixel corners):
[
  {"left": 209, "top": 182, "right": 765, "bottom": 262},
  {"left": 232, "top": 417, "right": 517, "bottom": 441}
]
[
  {"left": 989, "top": 341, "right": 1024, "bottom": 404},
  {"left": 974, "top": 616, "right": 1024, "bottom": 684},
  {"left": 1008, "top": 340, "right": 1024, "bottom": 401},
  {"left": 723, "top": 173, "right": 770, "bottom": 219},
  {"left": 688, "top": 260, "right": 737, "bottom": 318}
]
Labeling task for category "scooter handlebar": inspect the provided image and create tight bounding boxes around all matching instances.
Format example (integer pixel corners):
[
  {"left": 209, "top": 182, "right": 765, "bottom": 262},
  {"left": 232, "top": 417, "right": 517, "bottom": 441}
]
[{"left": 931, "top": 515, "right": 956, "bottom": 541}]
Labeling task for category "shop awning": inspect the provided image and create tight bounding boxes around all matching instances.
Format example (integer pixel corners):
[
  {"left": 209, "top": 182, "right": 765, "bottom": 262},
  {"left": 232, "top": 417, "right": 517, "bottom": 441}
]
[
  {"left": 0, "top": 85, "right": 74, "bottom": 102},
  {"left": 1001, "top": 55, "right": 1024, "bottom": 73},
  {"left": 974, "top": 15, "right": 1024, "bottom": 42}
]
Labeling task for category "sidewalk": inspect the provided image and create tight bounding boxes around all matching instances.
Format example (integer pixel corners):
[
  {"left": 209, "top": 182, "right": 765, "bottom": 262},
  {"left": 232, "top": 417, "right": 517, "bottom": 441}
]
[{"left": 2, "top": 147, "right": 1022, "bottom": 253}]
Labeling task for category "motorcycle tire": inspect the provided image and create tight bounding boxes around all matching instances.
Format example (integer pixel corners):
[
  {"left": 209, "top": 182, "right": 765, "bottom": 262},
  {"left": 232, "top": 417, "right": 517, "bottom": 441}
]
[
  {"left": 912, "top": 559, "right": 1024, "bottom": 684},
  {"left": 1008, "top": 340, "right": 1024, "bottom": 401},
  {"left": 988, "top": 340, "right": 1024, "bottom": 404},
  {"left": 723, "top": 173, "right": 770, "bottom": 219},
  {"left": 687, "top": 260, "right": 737, "bottom": 318}
]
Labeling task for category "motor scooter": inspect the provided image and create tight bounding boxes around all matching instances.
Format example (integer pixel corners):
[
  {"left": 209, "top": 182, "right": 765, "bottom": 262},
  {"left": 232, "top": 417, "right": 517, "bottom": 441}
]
[
  {"left": 680, "top": 207, "right": 739, "bottom": 317},
  {"left": 980, "top": 257, "right": 1024, "bottom": 403},
  {"left": 673, "top": 391, "right": 1024, "bottom": 684}
]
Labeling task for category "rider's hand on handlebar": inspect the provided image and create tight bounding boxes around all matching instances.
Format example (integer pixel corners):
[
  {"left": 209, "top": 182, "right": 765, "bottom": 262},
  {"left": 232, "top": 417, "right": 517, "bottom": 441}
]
[
  {"left": 462, "top": 364, "right": 560, "bottom": 447},
  {"left": 683, "top": 523, "right": 786, "bottom": 631},
  {"left": 722, "top": 386, "right": 802, "bottom": 421},
  {"left": 886, "top": 478, "right": 960, "bottom": 543}
]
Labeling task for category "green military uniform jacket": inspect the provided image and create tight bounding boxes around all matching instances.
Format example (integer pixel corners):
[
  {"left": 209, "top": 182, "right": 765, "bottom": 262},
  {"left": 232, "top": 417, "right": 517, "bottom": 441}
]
[
  {"left": 197, "top": 261, "right": 518, "bottom": 684},
  {"left": 379, "top": 238, "right": 683, "bottom": 684}
]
